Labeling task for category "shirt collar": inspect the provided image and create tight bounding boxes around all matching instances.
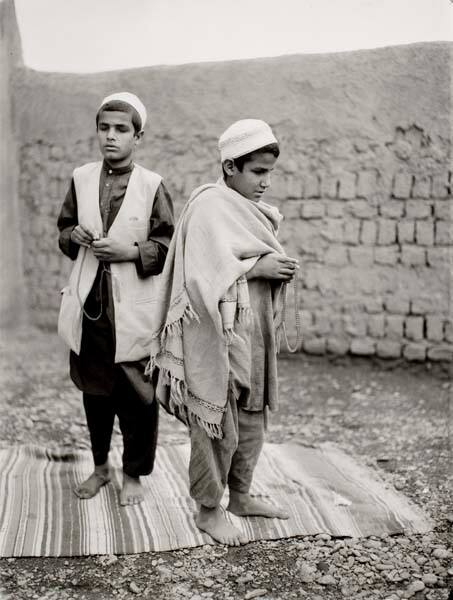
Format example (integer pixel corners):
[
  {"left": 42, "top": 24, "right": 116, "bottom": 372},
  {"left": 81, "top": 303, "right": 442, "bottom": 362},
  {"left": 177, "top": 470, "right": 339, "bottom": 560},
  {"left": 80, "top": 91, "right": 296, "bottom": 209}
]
[{"left": 102, "top": 160, "right": 134, "bottom": 176}]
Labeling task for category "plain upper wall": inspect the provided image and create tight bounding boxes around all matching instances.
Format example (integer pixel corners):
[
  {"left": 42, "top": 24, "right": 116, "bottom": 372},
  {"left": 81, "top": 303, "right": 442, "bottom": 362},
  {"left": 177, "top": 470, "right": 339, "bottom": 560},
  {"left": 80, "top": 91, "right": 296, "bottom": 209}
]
[{"left": 12, "top": 42, "right": 450, "bottom": 144}]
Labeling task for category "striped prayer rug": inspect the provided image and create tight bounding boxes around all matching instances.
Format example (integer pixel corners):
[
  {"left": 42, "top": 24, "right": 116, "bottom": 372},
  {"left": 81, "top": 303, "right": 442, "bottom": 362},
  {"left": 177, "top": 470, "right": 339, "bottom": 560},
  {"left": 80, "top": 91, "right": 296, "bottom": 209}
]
[{"left": 0, "top": 443, "right": 431, "bottom": 557}]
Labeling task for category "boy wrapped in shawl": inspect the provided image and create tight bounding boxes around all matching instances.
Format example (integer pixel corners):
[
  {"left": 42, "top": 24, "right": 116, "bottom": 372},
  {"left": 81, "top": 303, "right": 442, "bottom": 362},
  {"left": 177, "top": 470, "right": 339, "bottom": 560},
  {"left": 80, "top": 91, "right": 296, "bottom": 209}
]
[{"left": 148, "top": 119, "right": 298, "bottom": 545}]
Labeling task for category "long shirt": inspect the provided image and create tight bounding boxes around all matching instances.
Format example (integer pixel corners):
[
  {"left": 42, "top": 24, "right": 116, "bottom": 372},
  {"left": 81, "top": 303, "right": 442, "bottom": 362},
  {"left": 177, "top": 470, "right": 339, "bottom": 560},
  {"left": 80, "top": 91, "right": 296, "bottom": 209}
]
[{"left": 57, "top": 160, "right": 174, "bottom": 397}]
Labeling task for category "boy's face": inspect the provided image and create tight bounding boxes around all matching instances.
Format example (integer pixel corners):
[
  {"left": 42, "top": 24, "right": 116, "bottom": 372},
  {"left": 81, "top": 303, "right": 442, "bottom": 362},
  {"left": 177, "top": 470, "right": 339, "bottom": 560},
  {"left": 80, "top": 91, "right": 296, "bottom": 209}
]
[
  {"left": 224, "top": 152, "right": 277, "bottom": 201},
  {"left": 97, "top": 110, "right": 142, "bottom": 166}
]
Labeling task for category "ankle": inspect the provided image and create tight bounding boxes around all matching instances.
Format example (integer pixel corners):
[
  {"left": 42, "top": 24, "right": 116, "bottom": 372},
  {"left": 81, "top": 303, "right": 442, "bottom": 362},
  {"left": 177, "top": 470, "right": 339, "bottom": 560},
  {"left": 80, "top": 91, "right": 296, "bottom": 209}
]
[
  {"left": 94, "top": 462, "right": 109, "bottom": 475},
  {"left": 198, "top": 504, "right": 221, "bottom": 517},
  {"left": 229, "top": 489, "right": 247, "bottom": 503},
  {"left": 123, "top": 472, "right": 140, "bottom": 483}
]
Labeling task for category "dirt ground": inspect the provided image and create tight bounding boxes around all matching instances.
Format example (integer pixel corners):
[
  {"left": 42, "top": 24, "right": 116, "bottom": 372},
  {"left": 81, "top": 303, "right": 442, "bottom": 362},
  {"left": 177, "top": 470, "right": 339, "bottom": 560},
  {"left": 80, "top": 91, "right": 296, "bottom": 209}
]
[{"left": 0, "top": 328, "right": 451, "bottom": 600}]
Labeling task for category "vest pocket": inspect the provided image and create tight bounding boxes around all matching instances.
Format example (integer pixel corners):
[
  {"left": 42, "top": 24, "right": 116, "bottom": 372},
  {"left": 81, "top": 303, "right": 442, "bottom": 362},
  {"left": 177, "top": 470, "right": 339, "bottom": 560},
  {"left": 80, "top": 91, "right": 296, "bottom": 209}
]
[{"left": 57, "top": 287, "right": 82, "bottom": 352}]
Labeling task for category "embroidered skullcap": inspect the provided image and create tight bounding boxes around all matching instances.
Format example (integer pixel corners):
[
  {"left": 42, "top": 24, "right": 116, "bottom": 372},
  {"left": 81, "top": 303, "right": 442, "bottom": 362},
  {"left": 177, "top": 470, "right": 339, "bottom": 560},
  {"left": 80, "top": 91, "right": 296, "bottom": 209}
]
[
  {"left": 218, "top": 119, "right": 278, "bottom": 162},
  {"left": 99, "top": 92, "right": 147, "bottom": 130}
]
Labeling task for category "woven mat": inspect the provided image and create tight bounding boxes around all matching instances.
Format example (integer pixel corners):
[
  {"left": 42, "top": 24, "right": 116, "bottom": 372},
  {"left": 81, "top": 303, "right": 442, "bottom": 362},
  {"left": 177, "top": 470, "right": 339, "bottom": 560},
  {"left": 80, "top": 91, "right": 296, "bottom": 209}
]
[{"left": 0, "top": 443, "right": 432, "bottom": 557}]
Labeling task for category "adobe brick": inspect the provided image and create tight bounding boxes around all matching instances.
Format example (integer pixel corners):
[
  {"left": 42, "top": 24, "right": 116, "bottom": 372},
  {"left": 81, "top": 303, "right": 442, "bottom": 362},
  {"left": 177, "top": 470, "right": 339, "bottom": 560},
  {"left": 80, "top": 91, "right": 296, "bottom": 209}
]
[
  {"left": 385, "top": 315, "right": 404, "bottom": 339},
  {"left": 435, "top": 221, "right": 452, "bottom": 245},
  {"left": 301, "top": 200, "right": 325, "bottom": 219},
  {"left": 412, "top": 175, "right": 432, "bottom": 198},
  {"left": 281, "top": 200, "right": 301, "bottom": 219},
  {"left": 363, "top": 296, "right": 383, "bottom": 313},
  {"left": 357, "top": 170, "right": 378, "bottom": 198},
  {"left": 327, "top": 337, "right": 350, "bottom": 355},
  {"left": 406, "top": 200, "right": 431, "bottom": 219},
  {"left": 375, "top": 246, "right": 399, "bottom": 265},
  {"left": 338, "top": 172, "right": 357, "bottom": 199},
  {"left": 348, "top": 200, "right": 378, "bottom": 219},
  {"left": 305, "top": 173, "right": 321, "bottom": 198},
  {"left": 321, "top": 219, "right": 343, "bottom": 243},
  {"left": 303, "top": 337, "right": 326, "bottom": 355},
  {"left": 444, "top": 321, "right": 453, "bottom": 343},
  {"left": 360, "top": 220, "right": 376, "bottom": 245},
  {"left": 368, "top": 314, "right": 385, "bottom": 338},
  {"left": 385, "top": 296, "right": 410, "bottom": 314},
  {"left": 431, "top": 172, "right": 450, "bottom": 198},
  {"left": 397, "top": 220, "right": 415, "bottom": 244},
  {"left": 426, "top": 316, "right": 444, "bottom": 342},
  {"left": 392, "top": 173, "right": 413, "bottom": 199},
  {"left": 326, "top": 201, "right": 345, "bottom": 218},
  {"left": 427, "top": 345, "right": 453, "bottom": 361},
  {"left": 324, "top": 245, "right": 348, "bottom": 266},
  {"left": 349, "top": 247, "right": 374, "bottom": 267},
  {"left": 410, "top": 296, "right": 438, "bottom": 315},
  {"left": 405, "top": 316, "right": 424, "bottom": 341},
  {"left": 401, "top": 246, "right": 426, "bottom": 266},
  {"left": 282, "top": 200, "right": 303, "bottom": 219},
  {"left": 380, "top": 200, "right": 404, "bottom": 219},
  {"left": 286, "top": 176, "right": 304, "bottom": 199},
  {"left": 312, "top": 312, "right": 331, "bottom": 336},
  {"left": 378, "top": 219, "right": 397, "bottom": 245},
  {"left": 415, "top": 220, "right": 434, "bottom": 246},
  {"left": 344, "top": 314, "right": 367, "bottom": 337},
  {"left": 350, "top": 338, "right": 375, "bottom": 355},
  {"left": 434, "top": 200, "right": 452, "bottom": 220},
  {"left": 343, "top": 219, "right": 361, "bottom": 244},
  {"left": 376, "top": 340, "right": 402, "bottom": 358},
  {"left": 403, "top": 343, "right": 426, "bottom": 361},
  {"left": 427, "top": 247, "right": 451, "bottom": 269},
  {"left": 320, "top": 173, "right": 338, "bottom": 199}
]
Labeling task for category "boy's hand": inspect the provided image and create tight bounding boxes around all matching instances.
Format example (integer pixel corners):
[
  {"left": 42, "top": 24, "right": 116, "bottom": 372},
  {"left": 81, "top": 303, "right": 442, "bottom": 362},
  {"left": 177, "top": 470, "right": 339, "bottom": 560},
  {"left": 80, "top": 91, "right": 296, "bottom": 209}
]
[
  {"left": 70, "top": 225, "right": 95, "bottom": 247},
  {"left": 91, "top": 238, "right": 139, "bottom": 262},
  {"left": 248, "top": 253, "right": 299, "bottom": 281}
]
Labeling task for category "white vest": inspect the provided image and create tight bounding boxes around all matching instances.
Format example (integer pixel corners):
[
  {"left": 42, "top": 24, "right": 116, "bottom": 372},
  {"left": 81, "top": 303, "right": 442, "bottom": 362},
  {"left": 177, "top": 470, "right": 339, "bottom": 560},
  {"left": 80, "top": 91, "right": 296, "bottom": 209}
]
[{"left": 58, "top": 161, "right": 162, "bottom": 363}]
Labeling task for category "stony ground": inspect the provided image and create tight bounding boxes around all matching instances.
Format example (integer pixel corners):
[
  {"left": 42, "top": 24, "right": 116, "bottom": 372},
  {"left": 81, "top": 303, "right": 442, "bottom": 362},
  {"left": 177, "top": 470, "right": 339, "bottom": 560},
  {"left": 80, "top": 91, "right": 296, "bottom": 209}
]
[{"left": 0, "top": 328, "right": 451, "bottom": 600}]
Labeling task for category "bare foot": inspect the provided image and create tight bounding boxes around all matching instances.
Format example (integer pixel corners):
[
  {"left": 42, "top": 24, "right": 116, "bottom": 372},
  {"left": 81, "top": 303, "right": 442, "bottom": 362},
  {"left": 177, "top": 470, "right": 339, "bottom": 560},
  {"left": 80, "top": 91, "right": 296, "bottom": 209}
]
[
  {"left": 195, "top": 505, "right": 248, "bottom": 546},
  {"left": 228, "top": 491, "right": 289, "bottom": 519},
  {"left": 120, "top": 473, "right": 144, "bottom": 506},
  {"left": 74, "top": 464, "right": 110, "bottom": 499}
]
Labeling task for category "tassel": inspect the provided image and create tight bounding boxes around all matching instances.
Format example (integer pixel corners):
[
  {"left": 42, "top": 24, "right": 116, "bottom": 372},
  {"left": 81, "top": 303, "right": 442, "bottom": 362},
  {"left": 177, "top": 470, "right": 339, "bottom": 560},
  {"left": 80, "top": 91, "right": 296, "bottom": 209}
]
[
  {"left": 223, "top": 327, "right": 243, "bottom": 346},
  {"left": 192, "top": 413, "right": 223, "bottom": 439},
  {"left": 162, "top": 301, "right": 200, "bottom": 341},
  {"left": 184, "top": 301, "right": 200, "bottom": 323},
  {"left": 223, "top": 327, "right": 235, "bottom": 346},
  {"left": 152, "top": 363, "right": 224, "bottom": 440},
  {"left": 144, "top": 356, "right": 156, "bottom": 377},
  {"left": 237, "top": 306, "right": 253, "bottom": 326}
]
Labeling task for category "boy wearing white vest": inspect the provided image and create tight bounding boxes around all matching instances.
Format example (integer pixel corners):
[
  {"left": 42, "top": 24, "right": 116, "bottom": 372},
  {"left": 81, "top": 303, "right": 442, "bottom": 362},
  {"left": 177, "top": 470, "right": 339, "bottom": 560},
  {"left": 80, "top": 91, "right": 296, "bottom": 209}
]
[
  {"left": 57, "top": 92, "right": 174, "bottom": 506},
  {"left": 149, "top": 119, "right": 298, "bottom": 544}
]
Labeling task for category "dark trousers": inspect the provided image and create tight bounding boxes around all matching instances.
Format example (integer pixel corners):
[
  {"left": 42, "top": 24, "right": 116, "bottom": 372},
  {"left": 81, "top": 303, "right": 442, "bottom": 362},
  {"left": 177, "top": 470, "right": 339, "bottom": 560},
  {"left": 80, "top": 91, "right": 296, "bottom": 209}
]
[{"left": 83, "top": 370, "right": 159, "bottom": 478}]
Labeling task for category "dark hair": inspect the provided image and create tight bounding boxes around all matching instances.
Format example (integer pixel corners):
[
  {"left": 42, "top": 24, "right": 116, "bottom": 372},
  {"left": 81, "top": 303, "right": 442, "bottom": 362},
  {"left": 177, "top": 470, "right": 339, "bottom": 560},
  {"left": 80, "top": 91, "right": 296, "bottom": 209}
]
[
  {"left": 96, "top": 100, "right": 142, "bottom": 134},
  {"left": 222, "top": 143, "right": 280, "bottom": 178}
]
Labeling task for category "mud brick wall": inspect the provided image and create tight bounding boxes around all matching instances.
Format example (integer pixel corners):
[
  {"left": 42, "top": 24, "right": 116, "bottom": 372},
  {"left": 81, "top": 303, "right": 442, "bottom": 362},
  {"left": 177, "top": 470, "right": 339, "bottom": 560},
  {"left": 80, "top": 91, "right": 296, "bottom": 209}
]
[
  {"left": 12, "top": 42, "right": 452, "bottom": 360},
  {"left": 275, "top": 164, "right": 452, "bottom": 362}
]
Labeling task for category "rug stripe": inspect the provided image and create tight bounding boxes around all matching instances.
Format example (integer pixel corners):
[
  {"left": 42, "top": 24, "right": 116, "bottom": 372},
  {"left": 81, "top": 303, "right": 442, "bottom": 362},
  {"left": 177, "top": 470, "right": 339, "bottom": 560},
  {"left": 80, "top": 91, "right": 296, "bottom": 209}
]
[{"left": 0, "top": 447, "right": 19, "bottom": 555}]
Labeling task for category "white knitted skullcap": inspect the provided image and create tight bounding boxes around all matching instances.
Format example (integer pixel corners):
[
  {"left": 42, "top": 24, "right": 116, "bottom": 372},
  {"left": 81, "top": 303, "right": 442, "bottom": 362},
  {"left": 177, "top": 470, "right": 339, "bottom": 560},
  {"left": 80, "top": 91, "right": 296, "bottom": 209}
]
[
  {"left": 98, "top": 92, "right": 147, "bottom": 130},
  {"left": 218, "top": 119, "right": 278, "bottom": 161}
]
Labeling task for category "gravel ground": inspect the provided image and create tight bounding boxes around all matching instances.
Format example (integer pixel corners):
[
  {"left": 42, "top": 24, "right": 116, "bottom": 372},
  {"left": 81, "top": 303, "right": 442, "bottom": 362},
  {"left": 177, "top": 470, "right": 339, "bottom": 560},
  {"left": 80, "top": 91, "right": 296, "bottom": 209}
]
[{"left": 0, "top": 327, "right": 452, "bottom": 600}]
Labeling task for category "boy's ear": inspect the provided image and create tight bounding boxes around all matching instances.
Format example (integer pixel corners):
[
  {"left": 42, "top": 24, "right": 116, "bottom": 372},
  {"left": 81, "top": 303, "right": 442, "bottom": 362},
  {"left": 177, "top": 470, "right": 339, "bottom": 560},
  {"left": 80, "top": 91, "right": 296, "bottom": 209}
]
[
  {"left": 134, "top": 131, "right": 144, "bottom": 144},
  {"left": 222, "top": 159, "right": 235, "bottom": 176}
]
